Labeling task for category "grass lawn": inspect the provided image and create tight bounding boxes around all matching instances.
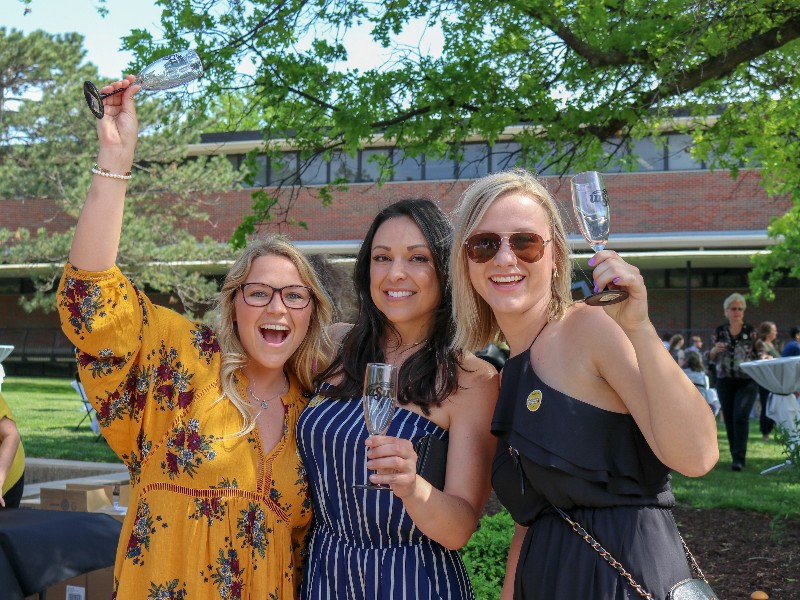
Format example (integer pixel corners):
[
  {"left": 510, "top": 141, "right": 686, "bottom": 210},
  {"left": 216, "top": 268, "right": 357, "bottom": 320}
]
[
  {"left": 672, "top": 427, "right": 800, "bottom": 518},
  {"left": 4, "top": 376, "right": 798, "bottom": 599},
  {"left": 2, "top": 376, "right": 120, "bottom": 463},
  {"left": 3, "top": 376, "right": 798, "bottom": 514}
]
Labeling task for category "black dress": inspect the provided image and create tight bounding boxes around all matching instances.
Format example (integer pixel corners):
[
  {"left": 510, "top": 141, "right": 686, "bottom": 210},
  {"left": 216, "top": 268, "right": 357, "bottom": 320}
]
[{"left": 492, "top": 350, "right": 692, "bottom": 599}]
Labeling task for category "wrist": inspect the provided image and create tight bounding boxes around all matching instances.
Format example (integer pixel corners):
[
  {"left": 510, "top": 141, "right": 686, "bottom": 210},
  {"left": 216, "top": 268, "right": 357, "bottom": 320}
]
[{"left": 95, "top": 150, "right": 134, "bottom": 175}]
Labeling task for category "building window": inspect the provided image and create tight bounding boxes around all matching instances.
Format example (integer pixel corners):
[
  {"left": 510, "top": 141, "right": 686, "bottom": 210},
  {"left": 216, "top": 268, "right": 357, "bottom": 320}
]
[
  {"left": 392, "top": 149, "right": 423, "bottom": 181},
  {"left": 490, "top": 142, "right": 521, "bottom": 171},
  {"left": 424, "top": 154, "right": 456, "bottom": 180},
  {"left": 330, "top": 151, "right": 358, "bottom": 183},
  {"left": 270, "top": 152, "right": 300, "bottom": 185},
  {"left": 360, "top": 148, "right": 390, "bottom": 182},
  {"left": 666, "top": 134, "right": 703, "bottom": 170},
  {"left": 300, "top": 153, "right": 328, "bottom": 186},
  {"left": 630, "top": 137, "right": 665, "bottom": 171},
  {"left": 252, "top": 154, "right": 268, "bottom": 187},
  {"left": 457, "top": 143, "right": 490, "bottom": 179}
]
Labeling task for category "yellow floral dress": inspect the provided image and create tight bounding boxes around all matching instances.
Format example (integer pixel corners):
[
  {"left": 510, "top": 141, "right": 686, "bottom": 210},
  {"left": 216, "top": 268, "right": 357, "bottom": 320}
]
[{"left": 57, "top": 263, "right": 312, "bottom": 600}]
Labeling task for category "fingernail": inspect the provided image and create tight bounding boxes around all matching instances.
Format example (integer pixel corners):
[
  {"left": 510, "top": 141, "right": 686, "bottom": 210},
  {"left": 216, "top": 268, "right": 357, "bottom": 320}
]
[
  {"left": 593, "top": 282, "right": 599, "bottom": 293},
  {"left": 613, "top": 277, "right": 620, "bottom": 284},
  {"left": 588, "top": 257, "right": 595, "bottom": 266}
]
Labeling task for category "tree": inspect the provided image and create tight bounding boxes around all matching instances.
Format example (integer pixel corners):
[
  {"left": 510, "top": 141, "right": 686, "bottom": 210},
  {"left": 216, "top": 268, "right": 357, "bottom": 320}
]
[
  {"left": 123, "top": 0, "right": 800, "bottom": 297},
  {"left": 0, "top": 28, "right": 241, "bottom": 316}
]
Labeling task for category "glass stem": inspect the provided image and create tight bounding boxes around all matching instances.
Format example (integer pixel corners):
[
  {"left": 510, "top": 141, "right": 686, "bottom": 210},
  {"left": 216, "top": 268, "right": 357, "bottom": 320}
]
[{"left": 99, "top": 85, "right": 133, "bottom": 100}]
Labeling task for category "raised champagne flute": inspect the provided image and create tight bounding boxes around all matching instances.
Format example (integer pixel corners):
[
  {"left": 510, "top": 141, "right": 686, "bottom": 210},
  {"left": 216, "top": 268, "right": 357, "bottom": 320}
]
[
  {"left": 353, "top": 363, "right": 398, "bottom": 490},
  {"left": 83, "top": 49, "right": 203, "bottom": 119},
  {"left": 571, "top": 171, "right": 629, "bottom": 306}
]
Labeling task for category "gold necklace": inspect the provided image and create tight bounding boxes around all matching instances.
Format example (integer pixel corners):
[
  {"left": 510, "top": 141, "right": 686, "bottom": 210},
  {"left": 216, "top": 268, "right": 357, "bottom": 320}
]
[
  {"left": 397, "top": 339, "right": 427, "bottom": 351},
  {"left": 248, "top": 376, "right": 289, "bottom": 410}
]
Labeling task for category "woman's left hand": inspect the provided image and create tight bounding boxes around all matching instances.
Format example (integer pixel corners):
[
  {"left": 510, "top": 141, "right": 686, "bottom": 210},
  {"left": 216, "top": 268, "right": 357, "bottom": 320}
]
[
  {"left": 364, "top": 435, "right": 419, "bottom": 497},
  {"left": 589, "top": 250, "right": 650, "bottom": 332}
]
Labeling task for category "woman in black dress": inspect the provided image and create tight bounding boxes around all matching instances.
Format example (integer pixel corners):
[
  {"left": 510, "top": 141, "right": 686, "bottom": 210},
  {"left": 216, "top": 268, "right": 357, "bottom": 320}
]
[{"left": 449, "top": 169, "right": 719, "bottom": 599}]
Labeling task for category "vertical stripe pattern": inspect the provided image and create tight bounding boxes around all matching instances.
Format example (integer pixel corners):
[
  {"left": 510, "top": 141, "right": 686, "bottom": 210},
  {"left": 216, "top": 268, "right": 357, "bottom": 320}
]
[{"left": 298, "top": 384, "right": 475, "bottom": 599}]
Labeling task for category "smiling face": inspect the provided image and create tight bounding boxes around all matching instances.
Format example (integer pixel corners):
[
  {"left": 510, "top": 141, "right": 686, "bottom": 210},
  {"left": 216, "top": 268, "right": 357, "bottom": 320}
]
[
  {"left": 234, "top": 254, "right": 314, "bottom": 376},
  {"left": 369, "top": 216, "right": 441, "bottom": 339},
  {"left": 466, "top": 191, "right": 554, "bottom": 324}
]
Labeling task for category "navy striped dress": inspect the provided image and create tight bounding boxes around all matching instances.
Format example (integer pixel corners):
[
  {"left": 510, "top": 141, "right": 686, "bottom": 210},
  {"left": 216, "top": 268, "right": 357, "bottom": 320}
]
[{"left": 297, "top": 384, "right": 475, "bottom": 599}]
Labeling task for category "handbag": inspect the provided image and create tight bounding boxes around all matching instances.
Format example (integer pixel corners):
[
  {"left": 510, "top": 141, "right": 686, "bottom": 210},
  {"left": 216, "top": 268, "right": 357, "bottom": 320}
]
[
  {"left": 553, "top": 506, "right": 718, "bottom": 600},
  {"left": 414, "top": 433, "right": 447, "bottom": 491}
]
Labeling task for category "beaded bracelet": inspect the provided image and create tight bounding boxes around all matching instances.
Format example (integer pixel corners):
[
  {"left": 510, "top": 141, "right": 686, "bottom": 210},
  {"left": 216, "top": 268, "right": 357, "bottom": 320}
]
[{"left": 91, "top": 164, "right": 132, "bottom": 180}]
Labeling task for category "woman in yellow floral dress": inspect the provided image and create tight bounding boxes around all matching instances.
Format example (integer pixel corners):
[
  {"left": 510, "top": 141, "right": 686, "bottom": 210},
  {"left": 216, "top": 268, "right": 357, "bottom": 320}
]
[{"left": 57, "top": 76, "right": 333, "bottom": 600}]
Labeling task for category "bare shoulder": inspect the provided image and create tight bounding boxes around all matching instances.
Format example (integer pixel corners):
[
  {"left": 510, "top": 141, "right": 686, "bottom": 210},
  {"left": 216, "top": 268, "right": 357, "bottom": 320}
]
[
  {"left": 561, "top": 302, "right": 622, "bottom": 338},
  {"left": 458, "top": 351, "right": 501, "bottom": 387}
]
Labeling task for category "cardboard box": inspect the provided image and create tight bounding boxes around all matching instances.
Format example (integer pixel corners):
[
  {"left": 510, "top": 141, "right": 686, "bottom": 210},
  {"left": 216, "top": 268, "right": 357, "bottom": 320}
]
[
  {"left": 65, "top": 483, "right": 130, "bottom": 508},
  {"left": 87, "top": 566, "right": 114, "bottom": 600},
  {"left": 38, "top": 487, "right": 111, "bottom": 513},
  {"left": 25, "top": 566, "right": 114, "bottom": 600}
]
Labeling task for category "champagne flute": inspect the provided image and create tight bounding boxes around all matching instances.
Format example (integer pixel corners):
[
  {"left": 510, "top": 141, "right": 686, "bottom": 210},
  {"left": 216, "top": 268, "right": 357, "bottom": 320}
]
[
  {"left": 353, "top": 363, "right": 398, "bottom": 490},
  {"left": 83, "top": 49, "right": 204, "bottom": 119},
  {"left": 571, "top": 171, "right": 629, "bottom": 306}
]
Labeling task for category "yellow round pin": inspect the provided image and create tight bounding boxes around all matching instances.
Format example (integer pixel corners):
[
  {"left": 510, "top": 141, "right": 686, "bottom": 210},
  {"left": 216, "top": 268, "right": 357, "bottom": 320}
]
[{"left": 526, "top": 390, "right": 543, "bottom": 412}]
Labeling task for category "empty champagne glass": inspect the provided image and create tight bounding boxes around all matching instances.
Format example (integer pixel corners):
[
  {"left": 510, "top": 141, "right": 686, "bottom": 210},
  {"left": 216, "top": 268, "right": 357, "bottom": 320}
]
[
  {"left": 83, "top": 49, "right": 203, "bottom": 119},
  {"left": 353, "top": 363, "right": 398, "bottom": 490},
  {"left": 571, "top": 171, "right": 628, "bottom": 306}
]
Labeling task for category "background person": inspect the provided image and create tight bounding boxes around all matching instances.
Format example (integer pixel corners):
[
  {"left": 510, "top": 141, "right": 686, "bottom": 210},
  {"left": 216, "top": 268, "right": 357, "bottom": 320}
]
[
  {"left": 683, "top": 350, "right": 721, "bottom": 417},
  {"left": 782, "top": 326, "right": 800, "bottom": 357},
  {"left": 668, "top": 333, "right": 686, "bottom": 367},
  {"left": 755, "top": 321, "right": 780, "bottom": 440},
  {"left": 298, "top": 198, "right": 499, "bottom": 600},
  {"left": 450, "top": 169, "right": 718, "bottom": 599},
  {"left": 708, "top": 293, "right": 759, "bottom": 471},
  {"left": 57, "top": 77, "right": 334, "bottom": 599},
  {"left": 0, "top": 392, "right": 25, "bottom": 508}
]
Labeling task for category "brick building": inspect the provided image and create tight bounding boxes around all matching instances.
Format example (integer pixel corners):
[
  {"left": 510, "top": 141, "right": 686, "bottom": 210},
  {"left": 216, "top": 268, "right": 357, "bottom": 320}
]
[{"left": 1, "top": 130, "right": 797, "bottom": 372}]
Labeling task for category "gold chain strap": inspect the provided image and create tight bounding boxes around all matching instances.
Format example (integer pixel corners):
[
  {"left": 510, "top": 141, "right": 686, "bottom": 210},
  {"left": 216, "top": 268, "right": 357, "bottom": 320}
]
[
  {"left": 678, "top": 531, "right": 707, "bottom": 581},
  {"left": 554, "top": 506, "right": 711, "bottom": 598},
  {"left": 553, "top": 506, "right": 653, "bottom": 599}
]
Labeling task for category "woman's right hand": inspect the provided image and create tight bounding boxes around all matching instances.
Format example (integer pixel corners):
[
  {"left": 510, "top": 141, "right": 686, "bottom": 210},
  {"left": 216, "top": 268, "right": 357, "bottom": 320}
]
[
  {"left": 69, "top": 76, "right": 140, "bottom": 272},
  {"left": 95, "top": 75, "right": 140, "bottom": 171}
]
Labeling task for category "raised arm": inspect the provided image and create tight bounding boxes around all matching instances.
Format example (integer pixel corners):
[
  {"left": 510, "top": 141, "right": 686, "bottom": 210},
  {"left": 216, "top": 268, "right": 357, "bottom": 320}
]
[
  {"left": 69, "top": 76, "right": 139, "bottom": 271},
  {"left": 588, "top": 250, "right": 719, "bottom": 476}
]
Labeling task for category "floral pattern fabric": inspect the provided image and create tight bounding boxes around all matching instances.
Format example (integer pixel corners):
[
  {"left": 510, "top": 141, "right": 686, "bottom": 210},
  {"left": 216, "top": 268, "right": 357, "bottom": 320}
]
[
  {"left": 712, "top": 322, "right": 758, "bottom": 380},
  {"left": 58, "top": 263, "right": 311, "bottom": 600}
]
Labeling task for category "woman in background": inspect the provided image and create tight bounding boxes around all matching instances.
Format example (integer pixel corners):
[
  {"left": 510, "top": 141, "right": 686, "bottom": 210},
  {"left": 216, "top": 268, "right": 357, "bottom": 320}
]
[
  {"left": 668, "top": 333, "right": 686, "bottom": 367},
  {"left": 708, "top": 293, "right": 759, "bottom": 470},
  {"left": 755, "top": 321, "right": 780, "bottom": 440}
]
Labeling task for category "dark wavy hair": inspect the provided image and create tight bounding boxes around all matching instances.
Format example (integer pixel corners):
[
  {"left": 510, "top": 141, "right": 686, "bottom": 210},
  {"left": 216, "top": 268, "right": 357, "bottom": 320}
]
[{"left": 315, "top": 198, "right": 461, "bottom": 414}]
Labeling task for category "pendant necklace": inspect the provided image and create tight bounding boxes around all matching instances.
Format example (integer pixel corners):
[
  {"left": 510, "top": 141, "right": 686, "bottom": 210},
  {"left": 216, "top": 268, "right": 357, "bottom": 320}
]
[{"left": 248, "top": 375, "right": 289, "bottom": 410}]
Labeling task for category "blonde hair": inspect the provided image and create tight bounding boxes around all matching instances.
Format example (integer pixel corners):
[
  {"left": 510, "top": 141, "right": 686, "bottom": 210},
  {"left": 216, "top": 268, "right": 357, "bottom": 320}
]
[
  {"left": 450, "top": 169, "right": 573, "bottom": 351},
  {"left": 212, "top": 235, "right": 334, "bottom": 436}
]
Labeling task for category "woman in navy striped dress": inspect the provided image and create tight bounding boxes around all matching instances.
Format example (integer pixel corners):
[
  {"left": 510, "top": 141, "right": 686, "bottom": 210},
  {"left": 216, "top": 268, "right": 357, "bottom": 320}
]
[{"left": 298, "top": 198, "right": 499, "bottom": 599}]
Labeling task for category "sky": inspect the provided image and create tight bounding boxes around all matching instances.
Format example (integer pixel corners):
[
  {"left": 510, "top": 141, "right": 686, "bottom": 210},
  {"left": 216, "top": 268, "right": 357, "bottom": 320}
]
[
  {"left": 4, "top": 0, "right": 444, "bottom": 78},
  {"left": 5, "top": 0, "right": 165, "bottom": 77}
]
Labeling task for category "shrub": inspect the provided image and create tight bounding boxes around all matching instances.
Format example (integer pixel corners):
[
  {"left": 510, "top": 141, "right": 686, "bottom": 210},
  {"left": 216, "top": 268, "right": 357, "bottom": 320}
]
[{"left": 462, "top": 510, "right": 514, "bottom": 599}]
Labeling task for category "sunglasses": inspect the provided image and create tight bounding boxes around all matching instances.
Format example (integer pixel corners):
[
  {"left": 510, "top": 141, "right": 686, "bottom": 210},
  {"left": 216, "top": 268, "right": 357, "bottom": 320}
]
[{"left": 464, "top": 232, "right": 552, "bottom": 263}]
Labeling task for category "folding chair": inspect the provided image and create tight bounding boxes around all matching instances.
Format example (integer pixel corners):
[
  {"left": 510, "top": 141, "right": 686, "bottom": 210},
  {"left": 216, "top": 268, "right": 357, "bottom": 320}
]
[{"left": 70, "top": 378, "right": 102, "bottom": 441}]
